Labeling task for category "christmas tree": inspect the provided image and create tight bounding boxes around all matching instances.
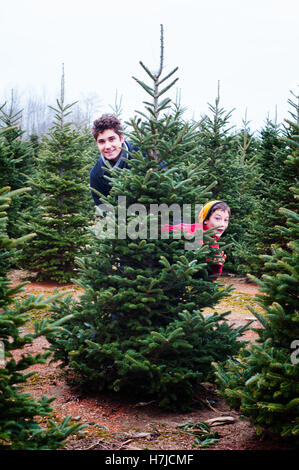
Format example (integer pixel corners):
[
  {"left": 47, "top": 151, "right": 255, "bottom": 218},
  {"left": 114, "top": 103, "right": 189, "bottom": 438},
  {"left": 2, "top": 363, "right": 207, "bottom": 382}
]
[
  {"left": 20, "top": 67, "right": 92, "bottom": 283},
  {"left": 46, "top": 26, "right": 249, "bottom": 411},
  {"left": 0, "top": 100, "right": 37, "bottom": 240},
  {"left": 193, "top": 86, "right": 261, "bottom": 274},
  {"left": 0, "top": 186, "right": 84, "bottom": 449},
  {"left": 213, "top": 111, "right": 299, "bottom": 442},
  {"left": 249, "top": 107, "right": 296, "bottom": 274}
]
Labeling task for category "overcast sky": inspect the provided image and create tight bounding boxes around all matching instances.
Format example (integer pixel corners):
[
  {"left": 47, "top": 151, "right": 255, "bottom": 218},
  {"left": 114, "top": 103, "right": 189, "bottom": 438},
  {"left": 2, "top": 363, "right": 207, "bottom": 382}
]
[{"left": 1, "top": 0, "right": 299, "bottom": 132}]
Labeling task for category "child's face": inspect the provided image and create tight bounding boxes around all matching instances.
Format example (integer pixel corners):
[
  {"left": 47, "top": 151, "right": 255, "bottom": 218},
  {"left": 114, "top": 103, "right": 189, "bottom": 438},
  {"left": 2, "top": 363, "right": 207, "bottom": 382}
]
[{"left": 204, "top": 209, "right": 230, "bottom": 237}]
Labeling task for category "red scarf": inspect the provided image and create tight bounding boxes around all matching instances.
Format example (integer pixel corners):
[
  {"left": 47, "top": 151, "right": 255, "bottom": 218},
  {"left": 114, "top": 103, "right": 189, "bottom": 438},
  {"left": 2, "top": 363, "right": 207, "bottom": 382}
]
[{"left": 161, "top": 223, "right": 223, "bottom": 278}]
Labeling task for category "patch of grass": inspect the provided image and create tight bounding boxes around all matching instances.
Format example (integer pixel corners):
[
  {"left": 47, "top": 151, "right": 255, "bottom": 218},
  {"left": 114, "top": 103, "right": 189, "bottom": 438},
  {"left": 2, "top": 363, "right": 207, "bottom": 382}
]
[
  {"left": 177, "top": 420, "right": 220, "bottom": 448},
  {"left": 204, "top": 290, "right": 264, "bottom": 316},
  {"left": 24, "top": 373, "right": 43, "bottom": 385}
]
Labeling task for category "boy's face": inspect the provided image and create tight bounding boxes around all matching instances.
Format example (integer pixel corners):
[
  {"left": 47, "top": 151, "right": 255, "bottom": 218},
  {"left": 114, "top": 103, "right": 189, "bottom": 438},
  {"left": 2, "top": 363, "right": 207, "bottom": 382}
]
[
  {"left": 96, "top": 129, "right": 125, "bottom": 162},
  {"left": 205, "top": 209, "right": 230, "bottom": 237}
]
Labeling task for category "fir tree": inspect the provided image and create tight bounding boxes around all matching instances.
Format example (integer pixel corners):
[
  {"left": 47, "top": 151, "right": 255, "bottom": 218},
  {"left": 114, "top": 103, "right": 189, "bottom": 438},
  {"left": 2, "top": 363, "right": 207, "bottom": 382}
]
[
  {"left": 213, "top": 113, "right": 299, "bottom": 443},
  {"left": 194, "top": 87, "right": 260, "bottom": 274},
  {"left": 46, "top": 26, "right": 249, "bottom": 411},
  {"left": 20, "top": 68, "right": 92, "bottom": 283},
  {"left": 0, "top": 186, "right": 85, "bottom": 449},
  {"left": 249, "top": 111, "right": 296, "bottom": 274},
  {"left": 0, "top": 101, "right": 37, "bottom": 239}
]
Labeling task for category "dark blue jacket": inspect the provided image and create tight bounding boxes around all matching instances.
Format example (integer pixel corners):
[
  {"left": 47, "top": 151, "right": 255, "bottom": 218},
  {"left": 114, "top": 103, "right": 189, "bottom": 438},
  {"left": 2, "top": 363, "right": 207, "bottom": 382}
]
[{"left": 90, "top": 141, "right": 136, "bottom": 206}]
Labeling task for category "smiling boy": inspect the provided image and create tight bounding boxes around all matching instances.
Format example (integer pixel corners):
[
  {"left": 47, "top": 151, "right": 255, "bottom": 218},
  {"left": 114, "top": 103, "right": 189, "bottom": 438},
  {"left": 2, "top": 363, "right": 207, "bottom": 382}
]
[{"left": 89, "top": 114, "right": 136, "bottom": 206}]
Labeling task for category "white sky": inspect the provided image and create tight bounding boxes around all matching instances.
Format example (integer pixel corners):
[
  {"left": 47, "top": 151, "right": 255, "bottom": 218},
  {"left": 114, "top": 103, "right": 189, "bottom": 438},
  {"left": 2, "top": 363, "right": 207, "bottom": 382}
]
[{"left": 1, "top": 0, "right": 299, "bottom": 132}]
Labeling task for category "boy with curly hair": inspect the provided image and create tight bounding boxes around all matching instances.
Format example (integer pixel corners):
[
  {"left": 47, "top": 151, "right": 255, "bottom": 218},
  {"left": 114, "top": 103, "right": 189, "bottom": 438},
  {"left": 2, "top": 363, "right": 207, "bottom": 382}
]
[{"left": 89, "top": 114, "right": 136, "bottom": 206}]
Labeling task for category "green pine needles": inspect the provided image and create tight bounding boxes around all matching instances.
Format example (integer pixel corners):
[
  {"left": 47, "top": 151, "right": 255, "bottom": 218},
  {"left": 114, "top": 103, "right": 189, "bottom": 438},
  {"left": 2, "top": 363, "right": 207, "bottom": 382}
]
[
  {"left": 213, "top": 117, "right": 299, "bottom": 442},
  {"left": 46, "top": 26, "right": 249, "bottom": 411},
  {"left": 20, "top": 70, "right": 92, "bottom": 283},
  {"left": 0, "top": 103, "right": 37, "bottom": 240},
  {"left": 0, "top": 186, "right": 85, "bottom": 449}
]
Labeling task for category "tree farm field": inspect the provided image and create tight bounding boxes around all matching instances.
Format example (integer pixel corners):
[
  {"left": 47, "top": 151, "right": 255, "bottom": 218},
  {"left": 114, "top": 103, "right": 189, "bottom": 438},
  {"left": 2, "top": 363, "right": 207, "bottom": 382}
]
[{"left": 8, "top": 270, "right": 295, "bottom": 451}]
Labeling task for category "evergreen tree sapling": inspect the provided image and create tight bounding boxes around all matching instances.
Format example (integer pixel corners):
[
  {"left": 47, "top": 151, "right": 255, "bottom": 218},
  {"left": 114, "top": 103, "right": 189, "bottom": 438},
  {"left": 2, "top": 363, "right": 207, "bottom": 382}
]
[
  {"left": 20, "top": 70, "right": 92, "bottom": 283},
  {"left": 250, "top": 115, "right": 296, "bottom": 274},
  {"left": 0, "top": 103, "right": 37, "bottom": 240},
  {"left": 0, "top": 186, "right": 85, "bottom": 449},
  {"left": 193, "top": 86, "right": 261, "bottom": 274},
  {"left": 213, "top": 115, "right": 299, "bottom": 442},
  {"left": 46, "top": 26, "right": 250, "bottom": 410}
]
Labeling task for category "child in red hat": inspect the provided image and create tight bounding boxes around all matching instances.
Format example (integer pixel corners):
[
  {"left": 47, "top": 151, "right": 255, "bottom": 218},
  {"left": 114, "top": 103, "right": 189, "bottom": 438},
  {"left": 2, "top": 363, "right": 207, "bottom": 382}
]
[{"left": 162, "top": 200, "right": 230, "bottom": 279}]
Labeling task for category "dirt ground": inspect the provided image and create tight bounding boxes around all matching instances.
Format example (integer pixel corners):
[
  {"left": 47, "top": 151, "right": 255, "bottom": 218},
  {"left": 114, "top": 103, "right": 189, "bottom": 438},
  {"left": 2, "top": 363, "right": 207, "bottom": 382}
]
[{"left": 8, "top": 271, "right": 297, "bottom": 451}]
